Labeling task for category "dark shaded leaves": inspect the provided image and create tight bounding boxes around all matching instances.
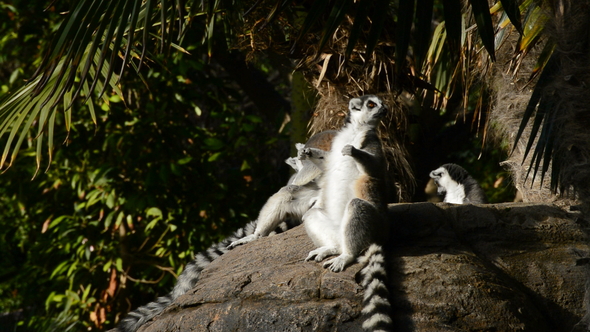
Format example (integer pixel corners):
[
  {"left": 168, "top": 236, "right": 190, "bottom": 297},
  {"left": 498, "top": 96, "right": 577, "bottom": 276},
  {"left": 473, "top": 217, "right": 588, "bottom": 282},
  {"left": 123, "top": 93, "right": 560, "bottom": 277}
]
[{"left": 468, "top": 0, "right": 496, "bottom": 61}]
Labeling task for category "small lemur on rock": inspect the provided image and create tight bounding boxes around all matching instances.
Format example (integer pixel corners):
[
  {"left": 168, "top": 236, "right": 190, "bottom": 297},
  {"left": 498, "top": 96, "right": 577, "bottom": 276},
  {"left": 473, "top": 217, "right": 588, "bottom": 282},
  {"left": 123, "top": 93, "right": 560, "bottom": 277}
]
[
  {"left": 301, "top": 95, "right": 393, "bottom": 331},
  {"left": 430, "top": 163, "right": 487, "bottom": 204},
  {"left": 114, "top": 133, "right": 332, "bottom": 332}
]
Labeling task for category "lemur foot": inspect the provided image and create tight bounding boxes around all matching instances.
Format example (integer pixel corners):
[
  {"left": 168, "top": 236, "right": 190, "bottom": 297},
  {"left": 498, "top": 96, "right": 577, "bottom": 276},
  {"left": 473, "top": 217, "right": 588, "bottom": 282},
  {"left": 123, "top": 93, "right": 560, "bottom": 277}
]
[
  {"left": 305, "top": 246, "right": 338, "bottom": 262},
  {"left": 323, "top": 253, "right": 355, "bottom": 272},
  {"left": 227, "top": 234, "right": 259, "bottom": 249},
  {"left": 285, "top": 157, "right": 298, "bottom": 171},
  {"left": 295, "top": 143, "right": 305, "bottom": 152}
]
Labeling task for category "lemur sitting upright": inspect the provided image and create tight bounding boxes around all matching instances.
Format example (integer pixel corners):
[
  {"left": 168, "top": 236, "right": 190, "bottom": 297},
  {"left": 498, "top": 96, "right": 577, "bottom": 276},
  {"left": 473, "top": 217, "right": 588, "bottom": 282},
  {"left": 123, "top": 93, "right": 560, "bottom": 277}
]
[
  {"left": 429, "top": 163, "right": 487, "bottom": 204},
  {"left": 116, "top": 132, "right": 333, "bottom": 332},
  {"left": 301, "top": 95, "right": 393, "bottom": 331}
]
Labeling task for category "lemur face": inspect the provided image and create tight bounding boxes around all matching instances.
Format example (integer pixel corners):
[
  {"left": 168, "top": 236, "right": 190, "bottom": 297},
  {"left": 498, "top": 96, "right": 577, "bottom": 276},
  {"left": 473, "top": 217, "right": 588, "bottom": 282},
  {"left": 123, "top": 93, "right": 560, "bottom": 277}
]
[
  {"left": 429, "top": 166, "right": 451, "bottom": 195},
  {"left": 348, "top": 95, "right": 387, "bottom": 126}
]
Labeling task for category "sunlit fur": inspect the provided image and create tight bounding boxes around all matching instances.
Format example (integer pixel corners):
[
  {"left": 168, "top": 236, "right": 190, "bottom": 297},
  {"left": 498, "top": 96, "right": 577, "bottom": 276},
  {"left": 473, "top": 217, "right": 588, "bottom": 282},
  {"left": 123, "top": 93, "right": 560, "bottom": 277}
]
[
  {"left": 227, "top": 139, "right": 326, "bottom": 249},
  {"left": 301, "top": 95, "right": 393, "bottom": 331}
]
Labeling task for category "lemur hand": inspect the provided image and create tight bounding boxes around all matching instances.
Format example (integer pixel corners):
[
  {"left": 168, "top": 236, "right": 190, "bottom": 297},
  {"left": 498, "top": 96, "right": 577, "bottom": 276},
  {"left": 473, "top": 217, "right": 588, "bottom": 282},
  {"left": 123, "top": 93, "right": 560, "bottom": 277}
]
[{"left": 341, "top": 144, "right": 356, "bottom": 156}]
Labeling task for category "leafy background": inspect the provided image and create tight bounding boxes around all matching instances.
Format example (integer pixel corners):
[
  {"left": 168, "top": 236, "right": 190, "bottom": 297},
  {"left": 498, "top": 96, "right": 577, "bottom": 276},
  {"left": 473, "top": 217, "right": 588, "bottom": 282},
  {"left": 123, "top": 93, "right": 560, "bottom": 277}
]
[{"left": 0, "top": 1, "right": 296, "bottom": 330}]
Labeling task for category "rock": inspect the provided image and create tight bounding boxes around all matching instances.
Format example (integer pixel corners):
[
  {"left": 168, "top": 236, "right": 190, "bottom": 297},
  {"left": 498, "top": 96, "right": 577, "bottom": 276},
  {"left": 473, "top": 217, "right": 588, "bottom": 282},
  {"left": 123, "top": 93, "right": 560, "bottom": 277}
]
[{"left": 139, "top": 202, "right": 589, "bottom": 332}]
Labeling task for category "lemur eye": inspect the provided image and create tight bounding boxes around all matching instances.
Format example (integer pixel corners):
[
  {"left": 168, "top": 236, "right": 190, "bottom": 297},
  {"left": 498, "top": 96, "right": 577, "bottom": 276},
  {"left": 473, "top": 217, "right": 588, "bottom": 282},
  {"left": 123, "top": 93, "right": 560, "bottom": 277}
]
[{"left": 367, "top": 102, "right": 376, "bottom": 108}]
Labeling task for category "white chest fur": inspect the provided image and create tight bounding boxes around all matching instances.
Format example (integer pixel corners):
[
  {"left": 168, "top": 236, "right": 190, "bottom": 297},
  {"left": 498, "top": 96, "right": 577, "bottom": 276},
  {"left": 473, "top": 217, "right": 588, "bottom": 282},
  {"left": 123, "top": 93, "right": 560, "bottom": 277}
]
[
  {"left": 443, "top": 182, "right": 466, "bottom": 204},
  {"left": 320, "top": 125, "right": 369, "bottom": 220}
]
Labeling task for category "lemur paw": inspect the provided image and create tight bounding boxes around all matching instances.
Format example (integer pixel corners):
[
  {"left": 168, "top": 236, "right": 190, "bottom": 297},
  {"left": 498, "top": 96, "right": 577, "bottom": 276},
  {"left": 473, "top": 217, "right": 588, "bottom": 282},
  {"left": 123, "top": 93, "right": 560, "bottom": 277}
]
[
  {"left": 227, "top": 234, "right": 259, "bottom": 249},
  {"left": 323, "top": 254, "right": 354, "bottom": 272},
  {"left": 285, "top": 157, "right": 298, "bottom": 170},
  {"left": 305, "top": 247, "right": 338, "bottom": 262},
  {"left": 341, "top": 144, "right": 355, "bottom": 156},
  {"left": 304, "top": 250, "right": 319, "bottom": 262},
  {"left": 295, "top": 143, "right": 305, "bottom": 152}
]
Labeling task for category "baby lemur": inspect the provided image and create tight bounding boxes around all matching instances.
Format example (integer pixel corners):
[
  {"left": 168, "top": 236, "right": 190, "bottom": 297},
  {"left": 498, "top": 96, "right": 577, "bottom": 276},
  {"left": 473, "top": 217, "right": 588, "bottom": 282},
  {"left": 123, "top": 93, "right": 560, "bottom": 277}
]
[{"left": 301, "top": 95, "right": 393, "bottom": 331}]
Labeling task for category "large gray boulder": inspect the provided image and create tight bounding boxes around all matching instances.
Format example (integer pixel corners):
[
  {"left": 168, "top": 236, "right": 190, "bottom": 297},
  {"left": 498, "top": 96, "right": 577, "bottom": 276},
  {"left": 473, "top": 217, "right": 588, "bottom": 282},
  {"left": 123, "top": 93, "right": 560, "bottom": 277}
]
[{"left": 139, "top": 202, "right": 589, "bottom": 332}]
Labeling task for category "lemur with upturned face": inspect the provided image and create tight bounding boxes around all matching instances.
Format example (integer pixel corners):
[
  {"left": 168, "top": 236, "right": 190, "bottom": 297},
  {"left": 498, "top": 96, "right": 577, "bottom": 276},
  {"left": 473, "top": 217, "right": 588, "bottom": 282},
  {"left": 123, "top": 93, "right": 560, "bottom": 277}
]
[
  {"left": 226, "top": 131, "right": 335, "bottom": 249},
  {"left": 116, "top": 133, "right": 332, "bottom": 332},
  {"left": 301, "top": 95, "right": 393, "bottom": 331},
  {"left": 430, "top": 163, "right": 487, "bottom": 204}
]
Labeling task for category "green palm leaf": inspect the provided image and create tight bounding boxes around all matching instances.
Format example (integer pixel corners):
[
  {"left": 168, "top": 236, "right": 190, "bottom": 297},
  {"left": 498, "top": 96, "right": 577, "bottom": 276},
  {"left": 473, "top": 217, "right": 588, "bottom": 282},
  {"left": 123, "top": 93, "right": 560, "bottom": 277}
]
[{"left": 0, "top": 0, "right": 195, "bottom": 171}]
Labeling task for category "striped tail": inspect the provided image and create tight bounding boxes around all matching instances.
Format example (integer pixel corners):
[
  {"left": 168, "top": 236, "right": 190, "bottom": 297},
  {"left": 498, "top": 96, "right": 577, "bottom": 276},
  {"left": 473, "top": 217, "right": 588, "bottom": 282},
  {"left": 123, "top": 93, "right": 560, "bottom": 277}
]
[
  {"left": 118, "top": 220, "right": 259, "bottom": 332},
  {"left": 116, "top": 217, "right": 301, "bottom": 332},
  {"left": 358, "top": 244, "right": 393, "bottom": 332}
]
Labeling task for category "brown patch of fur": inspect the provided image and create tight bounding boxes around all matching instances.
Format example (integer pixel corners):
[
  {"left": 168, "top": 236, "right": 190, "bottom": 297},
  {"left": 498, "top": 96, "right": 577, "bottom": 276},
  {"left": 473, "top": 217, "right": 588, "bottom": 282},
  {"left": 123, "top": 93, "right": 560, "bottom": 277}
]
[
  {"left": 353, "top": 174, "right": 371, "bottom": 202},
  {"left": 304, "top": 130, "right": 337, "bottom": 152}
]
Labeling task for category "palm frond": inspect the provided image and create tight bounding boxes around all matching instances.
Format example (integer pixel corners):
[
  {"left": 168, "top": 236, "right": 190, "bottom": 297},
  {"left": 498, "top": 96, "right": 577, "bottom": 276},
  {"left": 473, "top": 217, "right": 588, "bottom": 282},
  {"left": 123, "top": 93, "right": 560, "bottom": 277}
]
[
  {"left": 0, "top": 50, "right": 123, "bottom": 173},
  {"left": 0, "top": 0, "right": 196, "bottom": 171}
]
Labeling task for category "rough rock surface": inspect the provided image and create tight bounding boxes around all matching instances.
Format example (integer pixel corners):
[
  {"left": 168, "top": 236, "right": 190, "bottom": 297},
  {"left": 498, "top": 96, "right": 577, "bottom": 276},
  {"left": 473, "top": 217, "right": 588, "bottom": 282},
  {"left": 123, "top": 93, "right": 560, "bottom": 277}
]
[{"left": 139, "top": 202, "right": 590, "bottom": 332}]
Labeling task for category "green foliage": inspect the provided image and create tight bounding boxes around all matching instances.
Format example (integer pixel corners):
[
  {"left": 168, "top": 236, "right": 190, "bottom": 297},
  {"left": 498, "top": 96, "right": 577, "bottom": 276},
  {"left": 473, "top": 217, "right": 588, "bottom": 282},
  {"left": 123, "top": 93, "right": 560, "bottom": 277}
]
[
  {"left": 0, "top": 62, "right": 287, "bottom": 332},
  {"left": 0, "top": 3, "right": 290, "bottom": 331}
]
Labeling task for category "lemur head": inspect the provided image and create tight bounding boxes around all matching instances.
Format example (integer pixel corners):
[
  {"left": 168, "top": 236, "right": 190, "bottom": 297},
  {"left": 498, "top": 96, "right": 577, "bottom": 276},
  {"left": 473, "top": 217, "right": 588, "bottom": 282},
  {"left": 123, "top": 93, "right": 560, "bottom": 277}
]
[
  {"left": 429, "top": 163, "right": 470, "bottom": 195},
  {"left": 347, "top": 95, "right": 387, "bottom": 126}
]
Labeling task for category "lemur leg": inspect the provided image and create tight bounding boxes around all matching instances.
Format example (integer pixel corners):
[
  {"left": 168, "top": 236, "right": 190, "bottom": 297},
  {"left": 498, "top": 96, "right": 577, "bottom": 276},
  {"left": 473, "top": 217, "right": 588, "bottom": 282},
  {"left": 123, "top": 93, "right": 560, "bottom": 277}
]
[
  {"left": 285, "top": 157, "right": 299, "bottom": 171},
  {"left": 323, "top": 198, "right": 380, "bottom": 272},
  {"left": 303, "top": 207, "right": 340, "bottom": 262},
  {"left": 228, "top": 185, "right": 301, "bottom": 249}
]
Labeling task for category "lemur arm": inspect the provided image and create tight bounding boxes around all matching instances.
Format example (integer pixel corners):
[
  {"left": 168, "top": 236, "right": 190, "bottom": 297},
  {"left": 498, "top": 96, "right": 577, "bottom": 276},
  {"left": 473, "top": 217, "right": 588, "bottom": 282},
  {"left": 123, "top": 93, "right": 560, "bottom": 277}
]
[
  {"left": 341, "top": 144, "right": 380, "bottom": 174},
  {"left": 290, "top": 160, "right": 322, "bottom": 186}
]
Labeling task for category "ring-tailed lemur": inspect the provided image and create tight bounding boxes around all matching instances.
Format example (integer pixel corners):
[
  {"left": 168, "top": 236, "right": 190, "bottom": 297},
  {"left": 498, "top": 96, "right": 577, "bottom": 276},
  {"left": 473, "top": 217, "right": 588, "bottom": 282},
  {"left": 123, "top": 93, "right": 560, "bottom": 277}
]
[
  {"left": 116, "top": 134, "right": 332, "bottom": 332},
  {"left": 429, "top": 163, "right": 487, "bottom": 204},
  {"left": 301, "top": 95, "right": 393, "bottom": 331},
  {"left": 226, "top": 132, "right": 335, "bottom": 249}
]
